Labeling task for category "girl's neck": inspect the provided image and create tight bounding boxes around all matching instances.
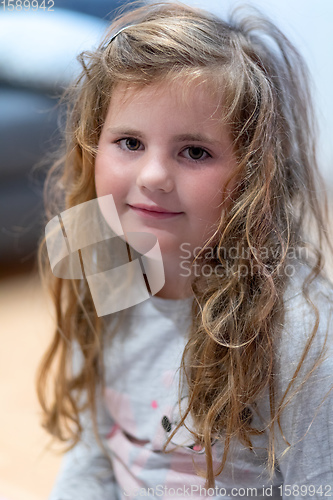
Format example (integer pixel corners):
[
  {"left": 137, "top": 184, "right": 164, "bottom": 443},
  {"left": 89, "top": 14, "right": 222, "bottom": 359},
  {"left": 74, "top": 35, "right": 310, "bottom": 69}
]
[
  {"left": 154, "top": 280, "right": 193, "bottom": 300},
  {"left": 152, "top": 253, "right": 193, "bottom": 300}
]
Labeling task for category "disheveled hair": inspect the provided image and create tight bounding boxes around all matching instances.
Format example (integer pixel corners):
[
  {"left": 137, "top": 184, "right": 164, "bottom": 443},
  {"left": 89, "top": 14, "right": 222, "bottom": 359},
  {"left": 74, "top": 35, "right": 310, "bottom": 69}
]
[{"left": 37, "top": 1, "right": 333, "bottom": 488}]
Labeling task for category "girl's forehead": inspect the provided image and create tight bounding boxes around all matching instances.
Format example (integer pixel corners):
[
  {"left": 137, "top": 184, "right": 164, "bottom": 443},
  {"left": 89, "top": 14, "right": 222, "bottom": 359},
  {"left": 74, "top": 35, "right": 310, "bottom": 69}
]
[
  {"left": 102, "top": 77, "right": 232, "bottom": 147},
  {"left": 108, "top": 76, "right": 223, "bottom": 115}
]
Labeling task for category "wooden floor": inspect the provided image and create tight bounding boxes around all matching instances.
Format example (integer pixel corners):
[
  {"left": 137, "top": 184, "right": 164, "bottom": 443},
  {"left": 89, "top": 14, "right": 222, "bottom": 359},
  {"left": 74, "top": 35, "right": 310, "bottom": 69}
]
[{"left": 0, "top": 271, "right": 61, "bottom": 500}]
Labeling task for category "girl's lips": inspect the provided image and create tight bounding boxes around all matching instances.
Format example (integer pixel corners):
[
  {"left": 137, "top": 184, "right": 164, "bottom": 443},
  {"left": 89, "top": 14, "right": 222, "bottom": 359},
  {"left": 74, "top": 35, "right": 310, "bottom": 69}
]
[{"left": 128, "top": 204, "right": 184, "bottom": 219}]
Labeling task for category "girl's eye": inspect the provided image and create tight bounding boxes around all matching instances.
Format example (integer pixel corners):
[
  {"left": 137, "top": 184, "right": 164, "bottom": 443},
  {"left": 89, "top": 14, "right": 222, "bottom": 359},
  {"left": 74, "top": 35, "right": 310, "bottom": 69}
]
[
  {"left": 182, "top": 147, "right": 211, "bottom": 161},
  {"left": 117, "top": 138, "right": 143, "bottom": 151}
]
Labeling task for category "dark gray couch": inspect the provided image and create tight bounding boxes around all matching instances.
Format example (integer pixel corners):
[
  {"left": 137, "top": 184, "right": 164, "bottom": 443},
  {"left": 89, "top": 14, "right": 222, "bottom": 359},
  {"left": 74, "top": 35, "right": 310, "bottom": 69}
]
[{"left": 0, "top": 0, "right": 123, "bottom": 273}]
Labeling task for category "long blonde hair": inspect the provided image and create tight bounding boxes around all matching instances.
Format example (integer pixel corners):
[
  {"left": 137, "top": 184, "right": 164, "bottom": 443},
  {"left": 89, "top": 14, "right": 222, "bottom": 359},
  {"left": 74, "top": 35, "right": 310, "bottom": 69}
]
[{"left": 37, "top": 1, "right": 332, "bottom": 487}]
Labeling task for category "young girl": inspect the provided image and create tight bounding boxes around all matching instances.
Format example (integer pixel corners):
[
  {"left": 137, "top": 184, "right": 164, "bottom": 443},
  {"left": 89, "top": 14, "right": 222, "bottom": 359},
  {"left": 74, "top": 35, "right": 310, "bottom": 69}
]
[{"left": 38, "top": 2, "right": 333, "bottom": 499}]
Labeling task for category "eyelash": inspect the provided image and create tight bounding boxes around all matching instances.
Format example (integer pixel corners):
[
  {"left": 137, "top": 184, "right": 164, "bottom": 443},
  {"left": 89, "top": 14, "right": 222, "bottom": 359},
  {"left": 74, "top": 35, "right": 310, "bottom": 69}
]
[{"left": 115, "top": 137, "right": 212, "bottom": 163}]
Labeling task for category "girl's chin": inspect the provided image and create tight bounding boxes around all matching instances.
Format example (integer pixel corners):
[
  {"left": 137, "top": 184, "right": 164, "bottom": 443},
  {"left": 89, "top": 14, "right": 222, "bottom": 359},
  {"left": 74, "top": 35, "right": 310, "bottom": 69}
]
[{"left": 121, "top": 227, "right": 182, "bottom": 255}]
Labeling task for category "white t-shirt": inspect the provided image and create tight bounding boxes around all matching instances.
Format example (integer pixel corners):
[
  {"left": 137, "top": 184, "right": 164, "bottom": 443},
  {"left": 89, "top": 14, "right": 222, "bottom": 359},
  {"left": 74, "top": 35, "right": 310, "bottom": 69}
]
[{"left": 49, "top": 263, "right": 333, "bottom": 499}]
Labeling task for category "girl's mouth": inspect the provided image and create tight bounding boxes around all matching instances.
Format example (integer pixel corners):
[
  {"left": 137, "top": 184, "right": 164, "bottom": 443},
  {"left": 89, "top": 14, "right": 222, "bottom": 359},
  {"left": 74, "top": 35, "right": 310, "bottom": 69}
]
[{"left": 128, "top": 204, "right": 184, "bottom": 219}]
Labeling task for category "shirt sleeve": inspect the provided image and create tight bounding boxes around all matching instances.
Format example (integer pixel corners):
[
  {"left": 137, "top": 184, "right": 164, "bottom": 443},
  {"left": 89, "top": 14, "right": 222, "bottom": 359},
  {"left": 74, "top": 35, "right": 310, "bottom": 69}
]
[
  {"left": 48, "top": 387, "right": 119, "bottom": 500},
  {"left": 274, "top": 284, "right": 333, "bottom": 499}
]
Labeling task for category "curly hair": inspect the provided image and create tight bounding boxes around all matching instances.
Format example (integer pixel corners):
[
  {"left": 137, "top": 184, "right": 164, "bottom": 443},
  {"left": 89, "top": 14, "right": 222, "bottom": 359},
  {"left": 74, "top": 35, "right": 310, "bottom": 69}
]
[{"left": 37, "top": 1, "right": 333, "bottom": 488}]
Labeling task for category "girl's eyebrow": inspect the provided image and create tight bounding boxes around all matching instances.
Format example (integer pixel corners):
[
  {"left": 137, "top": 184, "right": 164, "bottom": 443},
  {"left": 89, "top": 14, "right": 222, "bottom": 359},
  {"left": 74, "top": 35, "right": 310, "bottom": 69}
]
[
  {"left": 173, "top": 133, "right": 220, "bottom": 146},
  {"left": 106, "top": 127, "right": 145, "bottom": 138},
  {"left": 106, "top": 127, "right": 220, "bottom": 146}
]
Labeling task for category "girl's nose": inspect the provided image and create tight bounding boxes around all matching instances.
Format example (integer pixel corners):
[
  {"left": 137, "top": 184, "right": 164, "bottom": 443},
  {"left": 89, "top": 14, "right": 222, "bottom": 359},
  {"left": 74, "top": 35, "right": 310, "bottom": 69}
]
[{"left": 136, "top": 154, "right": 174, "bottom": 193}]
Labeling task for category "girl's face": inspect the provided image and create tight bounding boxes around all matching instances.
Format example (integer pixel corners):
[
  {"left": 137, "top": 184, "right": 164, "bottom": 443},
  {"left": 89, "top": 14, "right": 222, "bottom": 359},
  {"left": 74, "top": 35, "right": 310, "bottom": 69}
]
[{"left": 95, "top": 80, "right": 236, "bottom": 260}]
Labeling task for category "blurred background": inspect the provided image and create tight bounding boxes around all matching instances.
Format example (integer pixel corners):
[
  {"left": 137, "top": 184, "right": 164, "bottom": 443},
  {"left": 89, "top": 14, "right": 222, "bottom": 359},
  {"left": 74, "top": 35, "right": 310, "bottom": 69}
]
[{"left": 0, "top": 0, "right": 332, "bottom": 499}]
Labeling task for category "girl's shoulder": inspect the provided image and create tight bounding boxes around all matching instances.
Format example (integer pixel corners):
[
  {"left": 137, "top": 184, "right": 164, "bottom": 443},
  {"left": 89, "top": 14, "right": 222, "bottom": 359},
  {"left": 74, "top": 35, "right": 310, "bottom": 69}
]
[
  {"left": 283, "top": 259, "right": 333, "bottom": 329},
  {"left": 284, "top": 256, "right": 333, "bottom": 299},
  {"left": 278, "top": 259, "right": 333, "bottom": 383}
]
